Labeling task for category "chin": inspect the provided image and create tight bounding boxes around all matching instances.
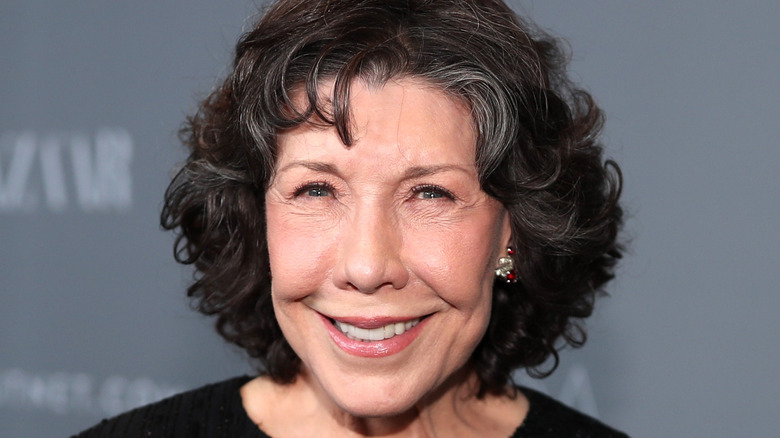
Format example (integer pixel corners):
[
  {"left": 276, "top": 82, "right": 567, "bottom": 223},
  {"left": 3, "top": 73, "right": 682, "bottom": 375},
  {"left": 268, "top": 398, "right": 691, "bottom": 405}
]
[
  {"left": 336, "top": 394, "right": 417, "bottom": 419},
  {"left": 322, "top": 378, "right": 425, "bottom": 418}
]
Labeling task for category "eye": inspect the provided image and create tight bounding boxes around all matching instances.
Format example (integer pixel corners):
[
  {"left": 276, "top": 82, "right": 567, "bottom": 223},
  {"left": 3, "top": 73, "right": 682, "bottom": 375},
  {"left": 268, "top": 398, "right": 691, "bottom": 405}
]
[
  {"left": 412, "top": 184, "right": 454, "bottom": 200},
  {"left": 293, "top": 182, "right": 334, "bottom": 198}
]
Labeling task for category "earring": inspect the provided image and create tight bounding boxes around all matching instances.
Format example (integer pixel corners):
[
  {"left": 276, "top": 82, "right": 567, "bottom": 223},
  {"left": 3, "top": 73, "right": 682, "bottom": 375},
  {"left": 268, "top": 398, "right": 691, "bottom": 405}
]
[{"left": 495, "top": 246, "right": 518, "bottom": 283}]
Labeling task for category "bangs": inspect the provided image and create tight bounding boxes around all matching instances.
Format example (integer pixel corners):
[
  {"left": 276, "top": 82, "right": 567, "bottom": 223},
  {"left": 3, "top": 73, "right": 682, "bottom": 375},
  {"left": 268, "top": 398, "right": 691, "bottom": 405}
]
[{"left": 277, "top": 29, "right": 415, "bottom": 146}]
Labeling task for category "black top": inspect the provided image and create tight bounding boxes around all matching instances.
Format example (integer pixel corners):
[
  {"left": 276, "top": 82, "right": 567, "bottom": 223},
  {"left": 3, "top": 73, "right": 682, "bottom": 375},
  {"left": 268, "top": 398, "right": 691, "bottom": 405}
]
[{"left": 73, "top": 376, "right": 628, "bottom": 437}]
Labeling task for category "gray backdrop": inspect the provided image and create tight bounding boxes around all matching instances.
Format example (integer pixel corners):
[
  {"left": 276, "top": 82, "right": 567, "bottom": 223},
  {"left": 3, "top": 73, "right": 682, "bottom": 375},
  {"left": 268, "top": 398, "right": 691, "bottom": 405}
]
[{"left": 1, "top": 1, "right": 778, "bottom": 437}]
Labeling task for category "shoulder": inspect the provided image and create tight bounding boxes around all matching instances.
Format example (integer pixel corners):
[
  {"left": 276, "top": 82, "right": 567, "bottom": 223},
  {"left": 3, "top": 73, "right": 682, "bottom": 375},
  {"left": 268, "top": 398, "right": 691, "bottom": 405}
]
[
  {"left": 71, "top": 375, "right": 266, "bottom": 438},
  {"left": 513, "top": 386, "right": 630, "bottom": 438}
]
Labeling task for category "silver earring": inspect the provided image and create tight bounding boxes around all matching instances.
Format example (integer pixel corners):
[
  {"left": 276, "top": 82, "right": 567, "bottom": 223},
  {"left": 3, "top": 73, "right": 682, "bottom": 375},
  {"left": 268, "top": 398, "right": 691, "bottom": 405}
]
[{"left": 495, "top": 246, "right": 517, "bottom": 283}]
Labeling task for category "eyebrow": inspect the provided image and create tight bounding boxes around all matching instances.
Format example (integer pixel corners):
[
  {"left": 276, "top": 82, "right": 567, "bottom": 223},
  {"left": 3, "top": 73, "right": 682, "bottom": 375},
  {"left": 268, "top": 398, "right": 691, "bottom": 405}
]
[
  {"left": 277, "top": 161, "right": 342, "bottom": 176},
  {"left": 277, "top": 161, "right": 472, "bottom": 180},
  {"left": 401, "top": 165, "right": 471, "bottom": 179}
]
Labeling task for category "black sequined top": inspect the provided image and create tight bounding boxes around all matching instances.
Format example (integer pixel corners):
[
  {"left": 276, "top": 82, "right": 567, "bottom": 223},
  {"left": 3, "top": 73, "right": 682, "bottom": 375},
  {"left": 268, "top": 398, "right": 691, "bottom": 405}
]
[{"left": 72, "top": 375, "right": 629, "bottom": 437}]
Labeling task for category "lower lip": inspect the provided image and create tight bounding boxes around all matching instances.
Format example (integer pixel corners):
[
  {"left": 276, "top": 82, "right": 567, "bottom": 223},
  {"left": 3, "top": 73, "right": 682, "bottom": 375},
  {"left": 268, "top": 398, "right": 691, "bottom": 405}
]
[{"left": 319, "top": 314, "right": 428, "bottom": 358}]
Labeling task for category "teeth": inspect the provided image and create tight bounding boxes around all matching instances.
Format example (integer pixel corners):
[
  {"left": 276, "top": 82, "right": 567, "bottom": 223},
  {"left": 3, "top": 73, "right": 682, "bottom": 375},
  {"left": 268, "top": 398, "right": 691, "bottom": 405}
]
[
  {"left": 352, "top": 327, "right": 365, "bottom": 340},
  {"left": 334, "top": 318, "right": 421, "bottom": 342}
]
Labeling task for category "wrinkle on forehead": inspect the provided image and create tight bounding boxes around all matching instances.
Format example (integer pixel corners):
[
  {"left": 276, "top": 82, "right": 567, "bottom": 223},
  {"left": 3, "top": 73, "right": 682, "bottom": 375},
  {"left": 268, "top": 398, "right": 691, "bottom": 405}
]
[{"left": 271, "top": 78, "right": 478, "bottom": 194}]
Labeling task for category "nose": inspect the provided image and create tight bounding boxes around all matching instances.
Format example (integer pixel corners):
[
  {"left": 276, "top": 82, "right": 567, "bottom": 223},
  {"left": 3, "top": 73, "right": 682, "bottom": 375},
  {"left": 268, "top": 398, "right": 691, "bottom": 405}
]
[{"left": 333, "top": 203, "right": 409, "bottom": 293}]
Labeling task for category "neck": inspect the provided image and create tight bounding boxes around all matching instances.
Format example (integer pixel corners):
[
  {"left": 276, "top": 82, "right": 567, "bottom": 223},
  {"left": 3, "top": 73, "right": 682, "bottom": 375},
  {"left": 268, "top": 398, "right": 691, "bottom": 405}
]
[
  {"left": 300, "top": 366, "right": 487, "bottom": 437},
  {"left": 242, "top": 366, "right": 527, "bottom": 438}
]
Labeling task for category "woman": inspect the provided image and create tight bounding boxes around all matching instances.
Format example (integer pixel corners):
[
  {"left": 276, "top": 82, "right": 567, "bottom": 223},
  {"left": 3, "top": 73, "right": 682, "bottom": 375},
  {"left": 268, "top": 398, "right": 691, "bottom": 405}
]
[{"left": 76, "top": 0, "right": 626, "bottom": 436}]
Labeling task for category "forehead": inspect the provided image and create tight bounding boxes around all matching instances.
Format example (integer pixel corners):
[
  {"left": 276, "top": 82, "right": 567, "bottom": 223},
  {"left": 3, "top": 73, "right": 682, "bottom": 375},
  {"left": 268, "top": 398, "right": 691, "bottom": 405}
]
[{"left": 277, "top": 78, "right": 477, "bottom": 168}]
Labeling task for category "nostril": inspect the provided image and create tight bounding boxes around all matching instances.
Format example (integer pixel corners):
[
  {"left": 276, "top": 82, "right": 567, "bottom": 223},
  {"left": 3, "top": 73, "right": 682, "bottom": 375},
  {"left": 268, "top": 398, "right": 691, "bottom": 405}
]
[{"left": 335, "top": 220, "right": 408, "bottom": 292}]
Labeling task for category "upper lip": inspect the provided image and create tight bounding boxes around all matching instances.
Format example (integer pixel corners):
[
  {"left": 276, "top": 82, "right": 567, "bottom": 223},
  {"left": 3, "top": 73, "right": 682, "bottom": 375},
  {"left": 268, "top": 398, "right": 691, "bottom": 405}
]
[{"left": 321, "top": 313, "right": 428, "bottom": 330}]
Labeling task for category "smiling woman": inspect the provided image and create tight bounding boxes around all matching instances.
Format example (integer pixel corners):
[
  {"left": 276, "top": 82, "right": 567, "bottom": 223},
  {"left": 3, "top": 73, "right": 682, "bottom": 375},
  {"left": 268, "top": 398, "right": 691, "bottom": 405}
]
[
  {"left": 75, "top": 0, "right": 626, "bottom": 437},
  {"left": 263, "top": 80, "right": 511, "bottom": 426}
]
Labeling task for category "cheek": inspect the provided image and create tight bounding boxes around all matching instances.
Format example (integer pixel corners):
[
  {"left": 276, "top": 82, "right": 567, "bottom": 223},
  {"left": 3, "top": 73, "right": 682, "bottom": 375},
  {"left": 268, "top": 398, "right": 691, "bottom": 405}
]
[
  {"left": 266, "top": 205, "right": 335, "bottom": 302},
  {"left": 407, "top": 213, "right": 503, "bottom": 310}
]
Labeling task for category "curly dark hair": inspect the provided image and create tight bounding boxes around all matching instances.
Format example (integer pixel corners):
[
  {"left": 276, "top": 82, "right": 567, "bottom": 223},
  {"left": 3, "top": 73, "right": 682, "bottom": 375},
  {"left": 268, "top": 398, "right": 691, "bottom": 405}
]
[{"left": 161, "top": 0, "right": 623, "bottom": 397}]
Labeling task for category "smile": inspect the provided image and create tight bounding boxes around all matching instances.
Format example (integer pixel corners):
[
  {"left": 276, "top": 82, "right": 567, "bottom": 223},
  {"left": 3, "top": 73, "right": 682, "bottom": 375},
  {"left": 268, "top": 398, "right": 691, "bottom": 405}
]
[
  {"left": 319, "top": 313, "right": 429, "bottom": 357},
  {"left": 332, "top": 318, "right": 421, "bottom": 342}
]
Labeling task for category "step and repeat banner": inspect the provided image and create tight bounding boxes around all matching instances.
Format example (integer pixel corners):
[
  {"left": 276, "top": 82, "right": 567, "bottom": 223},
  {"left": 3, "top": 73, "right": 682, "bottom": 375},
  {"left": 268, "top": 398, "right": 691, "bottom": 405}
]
[
  {"left": 0, "top": 3, "right": 258, "bottom": 436},
  {"left": 2, "top": 2, "right": 778, "bottom": 437}
]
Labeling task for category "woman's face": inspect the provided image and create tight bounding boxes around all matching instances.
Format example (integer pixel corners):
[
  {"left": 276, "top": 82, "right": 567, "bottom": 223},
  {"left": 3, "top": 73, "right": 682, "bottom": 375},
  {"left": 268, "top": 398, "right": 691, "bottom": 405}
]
[{"left": 265, "top": 79, "right": 511, "bottom": 417}]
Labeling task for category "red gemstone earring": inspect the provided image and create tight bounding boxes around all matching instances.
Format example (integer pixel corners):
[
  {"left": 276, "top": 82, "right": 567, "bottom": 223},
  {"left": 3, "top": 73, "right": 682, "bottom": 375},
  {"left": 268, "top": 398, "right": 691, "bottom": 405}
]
[{"left": 495, "top": 246, "right": 518, "bottom": 283}]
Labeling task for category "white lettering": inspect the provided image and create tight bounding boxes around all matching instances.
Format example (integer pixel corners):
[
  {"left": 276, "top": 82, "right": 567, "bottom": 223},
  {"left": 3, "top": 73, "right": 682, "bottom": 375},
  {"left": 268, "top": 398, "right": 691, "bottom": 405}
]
[
  {"left": 0, "top": 369, "right": 29, "bottom": 405},
  {"left": 98, "top": 376, "right": 128, "bottom": 416},
  {"left": 0, "top": 132, "right": 37, "bottom": 211},
  {"left": 0, "top": 366, "right": 600, "bottom": 418},
  {"left": 125, "top": 378, "right": 165, "bottom": 410},
  {"left": 39, "top": 136, "right": 68, "bottom": 211},
  {"left": 95, "top": 128, "right": 133, "bottom": 210},
  {"left": 45, "top": 373, "right": 71, "bottom": 415},
  {"left": 69, "top": 373, "right": 95, "bottom": 413},
  {"left": 0, "top": 129, "right": 134, "bottom": 213},
  {"left": 71, "top": 128, "right": 134, "bottom": 212},
  {"left": 0, "top": 368, "right": 183, "bottom": 416}
]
